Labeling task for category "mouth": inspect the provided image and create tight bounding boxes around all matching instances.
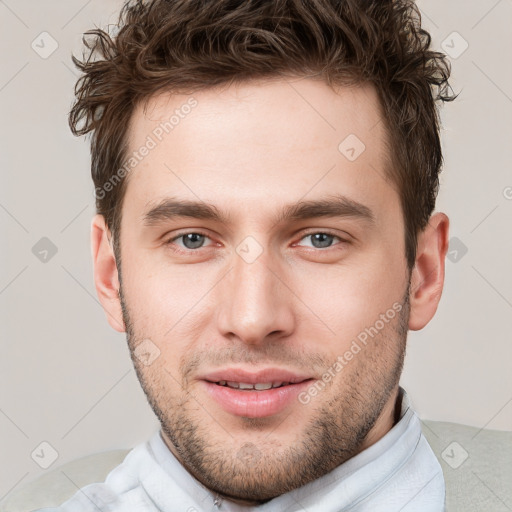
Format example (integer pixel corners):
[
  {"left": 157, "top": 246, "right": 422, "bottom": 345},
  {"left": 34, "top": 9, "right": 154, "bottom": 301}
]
[
  {"left": 210, "top": 380, "right": 309, "bottom": 390},
  {"left": 200, "top": 368, "right": 315, "bottom": 418}
]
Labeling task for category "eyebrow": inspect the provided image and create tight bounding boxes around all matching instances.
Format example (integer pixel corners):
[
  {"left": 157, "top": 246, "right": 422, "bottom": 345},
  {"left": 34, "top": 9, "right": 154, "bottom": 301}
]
[{"left": 142, "top": 194, "right": 376, "bottom": 227}]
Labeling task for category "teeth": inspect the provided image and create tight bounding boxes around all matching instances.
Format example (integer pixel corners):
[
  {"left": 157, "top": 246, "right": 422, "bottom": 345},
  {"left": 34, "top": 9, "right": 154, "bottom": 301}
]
[
  {"left": 254, "top": 383, "right": 272, "bottom": 390},
  {"left": 216, "top": 381, "right": 291, "bottom": 390}
]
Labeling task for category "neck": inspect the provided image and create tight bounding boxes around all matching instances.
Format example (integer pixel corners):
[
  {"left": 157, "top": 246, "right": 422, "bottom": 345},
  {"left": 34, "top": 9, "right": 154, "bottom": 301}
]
[{"left": 357, "top": 386, "right": 402, "bottom": 454}]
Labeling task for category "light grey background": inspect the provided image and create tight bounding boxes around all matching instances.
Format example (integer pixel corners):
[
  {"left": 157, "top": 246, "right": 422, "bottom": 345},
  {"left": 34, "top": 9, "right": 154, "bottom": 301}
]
[{"left": 1, "top": 0, "right": 511, "bottom": 501}]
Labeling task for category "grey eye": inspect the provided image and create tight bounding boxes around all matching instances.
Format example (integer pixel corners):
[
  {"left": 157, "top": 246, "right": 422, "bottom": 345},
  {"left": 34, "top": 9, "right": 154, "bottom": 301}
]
[
  {"left": 180, "top": 233, "right": 207, "bottom": 249},
  {"left": 300, "top": 233, "right": 339, "bottom": 249}
]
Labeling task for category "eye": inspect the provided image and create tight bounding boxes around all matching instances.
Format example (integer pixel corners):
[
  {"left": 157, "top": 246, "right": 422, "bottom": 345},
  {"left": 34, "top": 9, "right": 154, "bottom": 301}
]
[
  {"left": 295, "top": 231, "right": 346, "bottom": 250},
  {"left": 166, "top": 231, "right": 214, "bottom": 252},
  {"left": 164, "top": 230, "right": 348, "bottom": 255}
]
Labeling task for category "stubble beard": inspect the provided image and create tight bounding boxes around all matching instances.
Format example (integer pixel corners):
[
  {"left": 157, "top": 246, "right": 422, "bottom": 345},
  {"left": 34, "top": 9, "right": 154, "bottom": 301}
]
[{"left": 119, "top": 282, "right": 410, "bottom": 503}]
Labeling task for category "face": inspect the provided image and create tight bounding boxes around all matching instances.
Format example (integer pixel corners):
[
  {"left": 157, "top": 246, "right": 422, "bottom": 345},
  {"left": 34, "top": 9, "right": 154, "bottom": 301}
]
[{"left": 115, "top": 79, "right": 413, "bottom": 503}]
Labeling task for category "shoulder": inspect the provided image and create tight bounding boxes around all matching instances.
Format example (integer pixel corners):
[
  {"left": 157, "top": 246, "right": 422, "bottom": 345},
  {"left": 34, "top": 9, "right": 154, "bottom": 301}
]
[
  {"left": 0, "top": 449, "right": 130, "bottom": 512},
  {"left": 421, "top": 419, "right": 512, "bottom": 512}
]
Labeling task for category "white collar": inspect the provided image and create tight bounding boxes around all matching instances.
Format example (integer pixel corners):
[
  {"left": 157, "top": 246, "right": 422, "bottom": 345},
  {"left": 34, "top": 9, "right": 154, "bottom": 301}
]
[{"left": 136, "top": 387, "right": 444, "bottom": 511}]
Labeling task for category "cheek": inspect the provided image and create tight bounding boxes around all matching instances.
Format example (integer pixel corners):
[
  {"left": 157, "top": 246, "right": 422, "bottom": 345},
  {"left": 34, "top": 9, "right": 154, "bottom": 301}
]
[
  {"left": 120, "top": 259, "right": 223, "bottom": 374},
  {"left": 121, "top": 255, "right": 206, "bottom": 321},
  {"left": 290, "top": 250, "right": 406, "bottom": 345}
]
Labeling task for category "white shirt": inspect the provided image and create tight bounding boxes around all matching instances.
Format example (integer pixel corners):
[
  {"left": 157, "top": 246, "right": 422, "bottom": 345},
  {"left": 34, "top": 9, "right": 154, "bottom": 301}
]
[{"left": 38, "top": 388, "right": 445, "bottom": 511}]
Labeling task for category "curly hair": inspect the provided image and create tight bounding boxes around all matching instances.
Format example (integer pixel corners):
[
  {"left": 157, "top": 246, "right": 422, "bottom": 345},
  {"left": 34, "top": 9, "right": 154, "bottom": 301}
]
[{"left": 69, "top": 0, "right": 456, "bottom": 269}]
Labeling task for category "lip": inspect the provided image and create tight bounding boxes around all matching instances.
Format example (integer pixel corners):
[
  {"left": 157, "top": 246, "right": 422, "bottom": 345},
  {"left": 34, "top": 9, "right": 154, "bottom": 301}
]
[{"left": 200, "top": 368, "right": 315, "bottom": 418}]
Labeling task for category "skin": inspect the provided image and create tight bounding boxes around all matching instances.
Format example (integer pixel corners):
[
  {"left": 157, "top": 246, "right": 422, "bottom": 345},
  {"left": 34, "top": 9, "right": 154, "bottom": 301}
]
[{"left": 91, "top": 78, "right": 449, "bottom": 504}]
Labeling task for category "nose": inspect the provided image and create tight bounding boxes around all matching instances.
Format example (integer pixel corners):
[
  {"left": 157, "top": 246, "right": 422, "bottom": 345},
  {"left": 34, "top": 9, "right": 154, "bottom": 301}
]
[{"left": 216, "top": 242, "right": 296, "bottom": 346}]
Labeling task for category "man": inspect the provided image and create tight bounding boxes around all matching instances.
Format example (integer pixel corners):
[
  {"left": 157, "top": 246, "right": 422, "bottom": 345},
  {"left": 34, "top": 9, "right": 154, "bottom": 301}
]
[{"left": 43, "top": 0, "right": 454, "bottom": 509}]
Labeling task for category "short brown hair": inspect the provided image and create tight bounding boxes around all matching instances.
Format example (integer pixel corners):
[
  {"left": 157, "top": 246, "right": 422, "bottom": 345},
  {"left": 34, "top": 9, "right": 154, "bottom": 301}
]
[{"left": 69, "top": 0, "right": 456, "bottom": 269}]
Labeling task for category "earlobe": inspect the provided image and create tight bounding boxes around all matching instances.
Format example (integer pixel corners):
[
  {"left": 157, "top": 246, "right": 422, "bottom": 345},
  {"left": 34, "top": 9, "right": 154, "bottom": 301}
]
[
  {"left": 408, "top": 212, "right": 450, "bottom": 331},
  {"left": 91, "top": 214, "right": 126, "bottom": 333}
]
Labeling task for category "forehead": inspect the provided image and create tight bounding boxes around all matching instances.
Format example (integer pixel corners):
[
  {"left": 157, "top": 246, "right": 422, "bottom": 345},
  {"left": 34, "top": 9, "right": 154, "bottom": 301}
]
[{"left": 122, "top": 78, "right": 397, "bottom": 227}]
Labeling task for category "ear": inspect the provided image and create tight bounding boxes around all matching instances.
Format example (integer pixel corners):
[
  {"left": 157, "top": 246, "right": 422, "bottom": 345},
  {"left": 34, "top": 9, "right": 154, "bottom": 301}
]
[
  {"left": 408, "top": 212, "right": 450, "bottom": 331},
  {"left": 90, "top": 214, "right": 126, "bottom": 333}
]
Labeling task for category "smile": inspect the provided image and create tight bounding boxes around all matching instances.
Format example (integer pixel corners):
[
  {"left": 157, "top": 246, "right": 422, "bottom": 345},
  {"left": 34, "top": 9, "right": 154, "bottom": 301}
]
[
  {"left": 201, "top": 375, "right": 314, "bottom": 418},
  {"left": 213, "top": 381, "right": 300, "bottom": 390}
]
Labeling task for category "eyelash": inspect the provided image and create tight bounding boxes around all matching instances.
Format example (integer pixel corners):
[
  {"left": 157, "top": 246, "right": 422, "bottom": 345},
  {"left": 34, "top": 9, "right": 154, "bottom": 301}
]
[{"left": 164, "top": 230, "right": 349, "bottom": 255}]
